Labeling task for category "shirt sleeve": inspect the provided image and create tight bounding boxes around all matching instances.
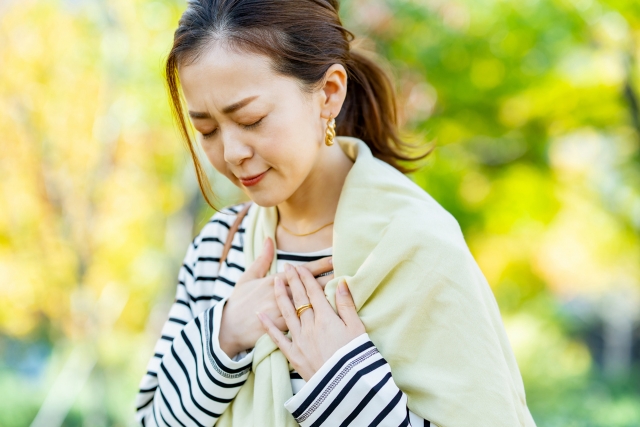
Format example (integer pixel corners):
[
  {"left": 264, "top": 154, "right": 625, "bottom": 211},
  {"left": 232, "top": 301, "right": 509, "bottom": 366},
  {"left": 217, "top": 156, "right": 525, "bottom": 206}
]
[
  {"left": 135, "top": 208, "right": 253, "bottom": 427},
  {"left": 283, "top": 333, "right": 432, "bottom": 427}
]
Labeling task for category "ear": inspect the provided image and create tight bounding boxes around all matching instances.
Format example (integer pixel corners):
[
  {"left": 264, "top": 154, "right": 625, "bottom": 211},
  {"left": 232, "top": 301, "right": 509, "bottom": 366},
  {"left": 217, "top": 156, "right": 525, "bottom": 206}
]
[{"left": 319, "top": 63, "right": 348, "bottom": 120}]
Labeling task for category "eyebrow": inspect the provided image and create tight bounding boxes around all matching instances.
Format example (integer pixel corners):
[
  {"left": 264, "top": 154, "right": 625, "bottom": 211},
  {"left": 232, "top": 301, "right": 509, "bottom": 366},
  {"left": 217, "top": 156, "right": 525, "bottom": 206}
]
[{"left": 188, "top": 95, "right": 259, "bottom": 119}]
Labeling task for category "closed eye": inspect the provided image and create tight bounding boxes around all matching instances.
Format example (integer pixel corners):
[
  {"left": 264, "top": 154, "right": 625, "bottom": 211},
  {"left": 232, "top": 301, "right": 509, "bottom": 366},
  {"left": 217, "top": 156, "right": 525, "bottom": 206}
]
[
  {"left": 241, "top": 116, "right": 264, "bottom": 130},
  {"left": 201, "top": 117, "right": 264, "bottom": 140},
  {"left": 202, "top": 128, "right": 218, "bottom": 139}
]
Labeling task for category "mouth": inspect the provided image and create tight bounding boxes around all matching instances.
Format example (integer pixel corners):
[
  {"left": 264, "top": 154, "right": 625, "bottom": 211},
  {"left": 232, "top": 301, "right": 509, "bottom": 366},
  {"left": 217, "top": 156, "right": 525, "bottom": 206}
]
[{"left": 238, "top": 169, "right": 269, "bottom": 187}]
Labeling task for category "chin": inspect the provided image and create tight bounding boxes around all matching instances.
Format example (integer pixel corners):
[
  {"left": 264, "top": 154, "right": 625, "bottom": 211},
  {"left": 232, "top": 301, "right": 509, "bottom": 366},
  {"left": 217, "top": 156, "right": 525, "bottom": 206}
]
[{"left": 241, "top": 186, "right": 289, "bottom": 208}]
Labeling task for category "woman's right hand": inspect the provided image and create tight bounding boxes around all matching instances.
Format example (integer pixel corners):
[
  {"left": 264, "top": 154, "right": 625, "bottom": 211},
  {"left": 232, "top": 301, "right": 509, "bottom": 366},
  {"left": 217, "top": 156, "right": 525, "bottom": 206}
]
[{"left": 219, "top": 238, "right": 333, "bottom": 357}]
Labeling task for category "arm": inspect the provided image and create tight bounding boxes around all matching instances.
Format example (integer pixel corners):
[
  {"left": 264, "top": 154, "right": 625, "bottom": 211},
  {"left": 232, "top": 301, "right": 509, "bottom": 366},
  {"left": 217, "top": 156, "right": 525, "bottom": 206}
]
[
  {"left": 134, "top": 206, "right": 335, "bottom": 426},
  {"left": 284, "top": 334, "right": 432, "bottom": 427},
  {"left": 135, "top": 211, "right": 253, "bottom": 427}
]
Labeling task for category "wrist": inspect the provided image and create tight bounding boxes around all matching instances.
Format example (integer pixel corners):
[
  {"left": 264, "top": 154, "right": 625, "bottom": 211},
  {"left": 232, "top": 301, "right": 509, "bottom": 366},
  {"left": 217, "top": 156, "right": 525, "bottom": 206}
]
[{"left": 219, "top": 299, "right": 246, "bottom": 357}]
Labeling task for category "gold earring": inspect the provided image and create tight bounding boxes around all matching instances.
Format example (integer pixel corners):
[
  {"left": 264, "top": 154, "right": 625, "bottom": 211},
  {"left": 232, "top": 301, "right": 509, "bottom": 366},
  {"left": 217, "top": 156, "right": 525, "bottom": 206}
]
[{"left": 325, "top": 114, "right": 336, "bottom": 146}]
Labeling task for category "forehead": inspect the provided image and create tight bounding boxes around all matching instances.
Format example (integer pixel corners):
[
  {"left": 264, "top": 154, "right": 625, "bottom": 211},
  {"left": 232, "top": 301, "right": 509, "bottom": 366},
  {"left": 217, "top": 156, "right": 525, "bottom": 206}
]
[{"left": 178, "top": 43, "right": 289, "bottom": 109}]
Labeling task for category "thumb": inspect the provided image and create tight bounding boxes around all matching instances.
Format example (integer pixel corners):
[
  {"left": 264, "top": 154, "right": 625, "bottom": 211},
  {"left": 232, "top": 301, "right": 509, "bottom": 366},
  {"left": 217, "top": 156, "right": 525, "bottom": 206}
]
[
  {"left": 244, "top": 237, "right": 274, "bottom": 280},
  {"left": 336, "top": 279, "right": 359, "bottom": 326}
]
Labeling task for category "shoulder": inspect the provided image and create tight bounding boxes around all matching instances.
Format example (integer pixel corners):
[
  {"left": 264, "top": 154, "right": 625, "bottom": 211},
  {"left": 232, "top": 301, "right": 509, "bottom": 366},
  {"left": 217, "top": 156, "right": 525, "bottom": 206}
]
[
  {"left": 352, "top": 154, "right": 466, "bottom": 249},
  {"left": 185, "top": 202, "right": 252, "bottom": 264},
  {"left": 383, "top": 190, "right": 471, "bottom": 261}
]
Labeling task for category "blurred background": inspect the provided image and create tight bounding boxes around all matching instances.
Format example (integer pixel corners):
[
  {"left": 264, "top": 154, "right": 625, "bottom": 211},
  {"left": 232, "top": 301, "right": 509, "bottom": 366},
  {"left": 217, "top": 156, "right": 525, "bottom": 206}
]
[{"left": 1, "top": 0, "right": 639, "bottom": 425}]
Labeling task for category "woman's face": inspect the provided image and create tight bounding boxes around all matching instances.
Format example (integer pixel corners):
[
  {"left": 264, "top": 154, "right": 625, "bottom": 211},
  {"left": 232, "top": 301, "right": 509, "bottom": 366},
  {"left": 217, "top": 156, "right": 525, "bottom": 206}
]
[{"left": 178, "top": 43, "right": 333, "bottom": 207}]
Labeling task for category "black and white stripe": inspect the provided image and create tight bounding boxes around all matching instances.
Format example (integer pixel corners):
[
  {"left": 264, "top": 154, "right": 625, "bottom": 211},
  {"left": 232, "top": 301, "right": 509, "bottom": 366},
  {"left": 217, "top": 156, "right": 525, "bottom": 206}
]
[{"left": 135, "top": 204, "right": 432, "bottom": 426}]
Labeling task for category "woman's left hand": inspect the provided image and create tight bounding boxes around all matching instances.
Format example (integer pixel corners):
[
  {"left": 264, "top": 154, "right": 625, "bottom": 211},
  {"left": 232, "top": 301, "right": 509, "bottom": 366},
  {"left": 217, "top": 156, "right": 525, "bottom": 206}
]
[{"left": 256, "top": 263, "right": 366, "bottom": 381}]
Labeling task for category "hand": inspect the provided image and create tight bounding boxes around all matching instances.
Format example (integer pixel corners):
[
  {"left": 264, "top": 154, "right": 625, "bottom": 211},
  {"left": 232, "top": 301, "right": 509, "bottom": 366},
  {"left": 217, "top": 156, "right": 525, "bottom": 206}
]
[
  {"left": 219, "top": 238, "right": 334, "bottom": 357},
  {"left": 256, "top": 264, "right": 366, "bottom": 381}
]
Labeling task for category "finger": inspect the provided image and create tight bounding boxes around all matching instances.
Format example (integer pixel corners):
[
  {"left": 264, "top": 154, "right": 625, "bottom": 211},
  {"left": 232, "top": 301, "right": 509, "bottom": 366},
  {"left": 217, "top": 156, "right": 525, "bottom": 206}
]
[
  {"left": 335, "top": 279, "right": 360, "bottom": 327},
  {"left": 296, "top": 266, "right": 332, "bottom": 316},
  {"left": 274, "top": 277, "right": 300, "bottom": 337},
  {"left": 285, "top": 263, "right": 310, "bottom": 306},
  {"left": 243, "top": 238, "right": 274, "bottom": 280},
  {"left": 313, "top": 270, "right": 334, "bottom": 282},
  {"left": 302, "top": 256, "right": 333, "bottom": 278},
  {"left": 266, "top": 272, "right": 294, "bottom": 299},
  {"left": 266, "top": 256, "right": 331, "bottom": 284},
  {"left": 284, "top": 263, "right": 313, "bottom": 321},
  {"left": 256, "top": 311, "right": 292, "bottom": 355},
  {"left": 270, "top": 270, "right": 332, "bottom": 289},
  {"left": 316, "top": 273, "right": 334, "bottom": 288}
]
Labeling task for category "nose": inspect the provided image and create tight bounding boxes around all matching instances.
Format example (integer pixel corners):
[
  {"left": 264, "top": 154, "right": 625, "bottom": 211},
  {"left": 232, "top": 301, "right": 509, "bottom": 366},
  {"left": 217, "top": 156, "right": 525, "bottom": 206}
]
[{"left": 222, "top": 132, "right": 253, "bottom": 166}]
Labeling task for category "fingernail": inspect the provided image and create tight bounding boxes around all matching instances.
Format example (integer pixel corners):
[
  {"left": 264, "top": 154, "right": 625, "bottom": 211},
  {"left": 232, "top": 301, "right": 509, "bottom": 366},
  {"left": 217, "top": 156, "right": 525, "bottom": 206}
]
[
  {"left": 284, "top": 263, "right": 292, "bottom": 272},
  {"left": 274, "top": 277, "right": 283, "bottom": 287},
  {"left": 339, "top": 279, "right": 349, "bottom": 295},
  {"left": 256, "top": 311, "right": 264, "bottom": 322}
]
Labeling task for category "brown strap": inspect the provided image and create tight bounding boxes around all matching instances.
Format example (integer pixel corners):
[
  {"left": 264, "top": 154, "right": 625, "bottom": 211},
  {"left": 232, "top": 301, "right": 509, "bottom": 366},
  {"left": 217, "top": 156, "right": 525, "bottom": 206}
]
[{"left": 218, "top": 202, "right": 252, "bottom": 274}]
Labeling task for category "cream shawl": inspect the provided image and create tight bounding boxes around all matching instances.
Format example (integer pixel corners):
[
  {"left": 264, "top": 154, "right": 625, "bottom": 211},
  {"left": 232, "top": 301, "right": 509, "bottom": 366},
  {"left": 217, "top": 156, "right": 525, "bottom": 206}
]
[{"left": 216, "top": 136, "right": 537, "bottom": 427}]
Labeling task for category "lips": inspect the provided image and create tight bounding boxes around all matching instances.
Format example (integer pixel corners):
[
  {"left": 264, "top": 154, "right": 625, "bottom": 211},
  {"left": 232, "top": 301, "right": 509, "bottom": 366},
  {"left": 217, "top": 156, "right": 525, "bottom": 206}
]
[{"left": 238, "top": 169, "right": 269, "bottom": 187}]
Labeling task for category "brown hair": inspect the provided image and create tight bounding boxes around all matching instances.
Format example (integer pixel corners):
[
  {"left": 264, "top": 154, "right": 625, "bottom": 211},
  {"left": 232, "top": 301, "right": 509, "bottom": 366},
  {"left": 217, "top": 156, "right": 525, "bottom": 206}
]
[{"left": 166, "top": 0, "right": 428, "bottom": 207}]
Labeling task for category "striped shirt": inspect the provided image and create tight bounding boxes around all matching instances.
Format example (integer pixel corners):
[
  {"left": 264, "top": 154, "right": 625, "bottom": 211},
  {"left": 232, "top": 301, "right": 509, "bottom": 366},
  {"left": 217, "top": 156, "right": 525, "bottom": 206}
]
[{"left": 135, "top": 204, "right": 433, "bottom": 426}]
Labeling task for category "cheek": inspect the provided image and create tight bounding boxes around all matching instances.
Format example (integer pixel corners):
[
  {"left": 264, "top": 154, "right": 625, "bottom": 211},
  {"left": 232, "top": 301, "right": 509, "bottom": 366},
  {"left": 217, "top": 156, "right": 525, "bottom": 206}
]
[
  {"left": 201, "top": 140, "right": 236, "bottom": 182},
  {"left": 201, "top": 140, "right": 221, "bottom": 169},
  {"left": 263, "top": 106, "right": 320, "bottom": 171}
]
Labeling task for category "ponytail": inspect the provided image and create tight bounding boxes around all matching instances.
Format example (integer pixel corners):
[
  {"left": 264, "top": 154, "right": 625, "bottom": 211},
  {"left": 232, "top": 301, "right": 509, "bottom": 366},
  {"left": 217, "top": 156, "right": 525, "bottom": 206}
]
[{"left": 341, "top": 49, "right": 427, "bottom": 172}]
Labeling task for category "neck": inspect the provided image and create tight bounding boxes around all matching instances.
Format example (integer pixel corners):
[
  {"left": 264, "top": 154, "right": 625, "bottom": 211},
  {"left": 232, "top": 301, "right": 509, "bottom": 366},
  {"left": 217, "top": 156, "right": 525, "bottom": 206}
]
[{"left": 276, "top": 140, "right": 353, "bottom": 240}]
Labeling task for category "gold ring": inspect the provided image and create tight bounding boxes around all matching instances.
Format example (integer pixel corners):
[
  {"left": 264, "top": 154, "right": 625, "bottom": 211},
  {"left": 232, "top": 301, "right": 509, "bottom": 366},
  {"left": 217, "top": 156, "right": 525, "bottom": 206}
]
[{"left": 295, "top": 303, "right": 313, "bottom": 317}]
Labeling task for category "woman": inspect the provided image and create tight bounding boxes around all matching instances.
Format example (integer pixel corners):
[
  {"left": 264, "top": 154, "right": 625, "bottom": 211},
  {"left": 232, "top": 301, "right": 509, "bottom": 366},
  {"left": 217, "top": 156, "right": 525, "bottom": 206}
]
[{"left": 136, "top": 0, "right": 537, "bottom": 426}]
